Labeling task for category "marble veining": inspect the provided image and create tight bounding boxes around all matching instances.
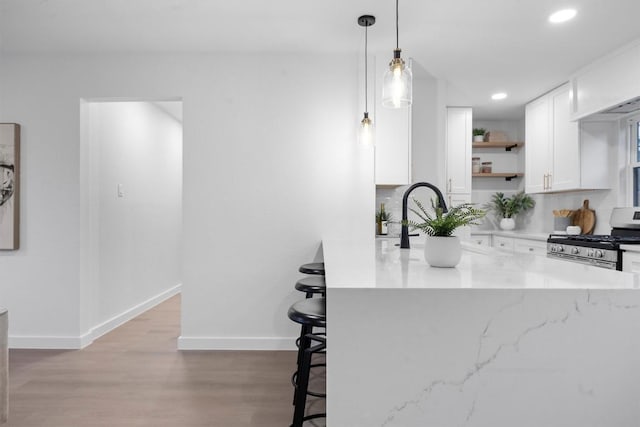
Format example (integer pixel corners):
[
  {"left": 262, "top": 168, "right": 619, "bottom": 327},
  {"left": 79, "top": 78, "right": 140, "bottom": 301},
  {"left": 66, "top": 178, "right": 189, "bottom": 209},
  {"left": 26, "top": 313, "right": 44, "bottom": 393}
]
[
  {"left": 325, "top": 239, "right": 640, "bottom": 427},
  {"left": 376, "top": 291, "right": 640, "bottom": 427}
]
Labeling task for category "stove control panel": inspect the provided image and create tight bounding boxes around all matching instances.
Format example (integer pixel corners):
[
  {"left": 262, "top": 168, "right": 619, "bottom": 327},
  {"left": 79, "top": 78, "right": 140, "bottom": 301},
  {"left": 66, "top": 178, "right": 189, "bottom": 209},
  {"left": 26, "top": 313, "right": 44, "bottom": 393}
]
[{"left": 546, "top": 242, "right": 619, "bottom": 269}]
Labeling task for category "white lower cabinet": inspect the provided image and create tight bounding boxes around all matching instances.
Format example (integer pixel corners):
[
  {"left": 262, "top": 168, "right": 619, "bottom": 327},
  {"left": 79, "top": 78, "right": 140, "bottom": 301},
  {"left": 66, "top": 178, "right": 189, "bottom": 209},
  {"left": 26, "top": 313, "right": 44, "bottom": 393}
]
[
  {"left": 470, "top": 234, "right": 491, "bottom": 247},
  {"left": 491, "top": 235, "right": 547, "bottom": 256},
  {"left": 514, "top": 238, "right": 547, "bottom": 256},
  {"left": 623, "top": 251, "right": 640, "bottom": 273},
  {"left": 493, "top": 235, "right": 515, "bottom": 251}
]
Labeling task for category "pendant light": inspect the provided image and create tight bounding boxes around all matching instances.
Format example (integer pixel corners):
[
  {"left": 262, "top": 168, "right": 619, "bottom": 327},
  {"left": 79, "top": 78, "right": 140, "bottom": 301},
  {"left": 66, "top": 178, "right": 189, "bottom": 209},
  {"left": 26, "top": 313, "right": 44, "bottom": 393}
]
[
  {"left": 358, "top": 15, "right": 375, "bottom": 146},
  {"left": 382, "top": 0, "right": 412, "bottom": 108}
]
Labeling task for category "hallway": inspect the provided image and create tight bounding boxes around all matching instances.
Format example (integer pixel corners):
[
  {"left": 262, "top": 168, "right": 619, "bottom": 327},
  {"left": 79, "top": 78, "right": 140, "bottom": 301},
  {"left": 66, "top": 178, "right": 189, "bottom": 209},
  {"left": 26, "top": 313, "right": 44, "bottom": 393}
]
[{"left": 7, "top": 295, "right": 304, "bottom": 426}]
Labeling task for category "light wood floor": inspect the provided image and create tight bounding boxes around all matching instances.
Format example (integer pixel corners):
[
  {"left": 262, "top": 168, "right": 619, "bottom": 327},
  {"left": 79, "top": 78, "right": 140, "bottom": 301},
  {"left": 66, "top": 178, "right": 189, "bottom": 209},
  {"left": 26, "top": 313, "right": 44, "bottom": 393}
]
[{"left": 6, "top": 295, "right": 325, "bottom": 426}]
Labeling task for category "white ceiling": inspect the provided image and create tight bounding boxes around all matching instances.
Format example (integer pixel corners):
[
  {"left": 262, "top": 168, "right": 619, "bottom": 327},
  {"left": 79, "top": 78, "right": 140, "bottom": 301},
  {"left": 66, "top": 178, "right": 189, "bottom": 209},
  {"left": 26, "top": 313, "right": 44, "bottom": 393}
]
[{"left": 2, "top": 0, "right": 640, "bottom": 119}]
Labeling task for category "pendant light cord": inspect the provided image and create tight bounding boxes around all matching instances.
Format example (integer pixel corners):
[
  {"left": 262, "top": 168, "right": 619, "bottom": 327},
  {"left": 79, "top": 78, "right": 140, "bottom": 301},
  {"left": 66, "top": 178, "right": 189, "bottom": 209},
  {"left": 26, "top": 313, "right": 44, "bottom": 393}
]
[
  {"left": 396, "top": 0, "right": 399, "bottom": 49},
  {"left": 364, "top": 23, "right": 369, "bottom": 113}
]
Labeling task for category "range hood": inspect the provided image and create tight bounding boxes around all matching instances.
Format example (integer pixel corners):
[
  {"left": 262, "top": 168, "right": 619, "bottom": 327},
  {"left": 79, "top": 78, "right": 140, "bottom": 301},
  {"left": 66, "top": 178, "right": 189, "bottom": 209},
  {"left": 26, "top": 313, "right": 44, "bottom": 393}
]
[{"left": 600, "top": 95, "right": 640, "bottom": 114}]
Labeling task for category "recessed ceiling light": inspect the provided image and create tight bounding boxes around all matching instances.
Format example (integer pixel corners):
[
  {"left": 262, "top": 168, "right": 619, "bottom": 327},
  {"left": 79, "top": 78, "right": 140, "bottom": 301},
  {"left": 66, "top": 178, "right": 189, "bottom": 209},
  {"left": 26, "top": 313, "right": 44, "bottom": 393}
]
[
  {"left": 492, "top": 93, "right": 507, "bottom": 100},
  {"left": 549, "top": 9, "right": 577, "bottom": 23}
]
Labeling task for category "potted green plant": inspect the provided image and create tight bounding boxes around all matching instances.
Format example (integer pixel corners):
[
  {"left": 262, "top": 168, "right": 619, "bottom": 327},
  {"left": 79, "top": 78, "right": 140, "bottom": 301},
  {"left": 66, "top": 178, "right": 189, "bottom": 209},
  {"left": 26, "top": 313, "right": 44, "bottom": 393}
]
[
  {"left": 375, "top": 204, "right": 393, "bottom": 235},
  {"left": 485, "top": 191, "right": 535, "bottom": 230},
  {"left": 473, "top": 128, "right": 486, "bottom": 142},
  {"left": 405, "top": 198, "right": 485, "bottom": 267}
]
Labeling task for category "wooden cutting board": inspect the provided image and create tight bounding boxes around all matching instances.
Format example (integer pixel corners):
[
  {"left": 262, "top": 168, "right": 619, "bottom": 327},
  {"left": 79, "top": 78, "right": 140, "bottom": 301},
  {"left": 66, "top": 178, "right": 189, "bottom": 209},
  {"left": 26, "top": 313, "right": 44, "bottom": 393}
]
[{"left": 572, "top": 199, "right": 596, "bottom": 234}]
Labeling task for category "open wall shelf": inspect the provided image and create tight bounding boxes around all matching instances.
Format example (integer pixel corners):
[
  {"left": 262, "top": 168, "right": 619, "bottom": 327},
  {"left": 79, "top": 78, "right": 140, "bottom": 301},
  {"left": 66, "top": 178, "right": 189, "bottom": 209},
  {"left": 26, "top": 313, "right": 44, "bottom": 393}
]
[
  {"left": 472, "top": 172, "right": 524, "bottom": 181},
  {"left": 472, "top": 141, "right": 523, "bottom": 151}
]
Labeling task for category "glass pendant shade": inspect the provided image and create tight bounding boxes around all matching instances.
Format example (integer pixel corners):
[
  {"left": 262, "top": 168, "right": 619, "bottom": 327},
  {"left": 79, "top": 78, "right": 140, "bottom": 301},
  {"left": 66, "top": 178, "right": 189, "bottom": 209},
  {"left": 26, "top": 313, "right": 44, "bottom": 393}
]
[
  {"left": 382, "top": 49, "right": 412, "bottom": 108},
  {"left": 359, "top": 113, "right": 374, "bottom": 146}
]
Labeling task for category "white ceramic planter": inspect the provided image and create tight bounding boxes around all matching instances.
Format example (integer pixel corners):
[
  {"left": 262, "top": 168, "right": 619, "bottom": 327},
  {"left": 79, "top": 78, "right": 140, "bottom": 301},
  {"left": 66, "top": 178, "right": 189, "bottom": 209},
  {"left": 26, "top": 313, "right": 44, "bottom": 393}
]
[
  {"left": 500, "top": 217, "right": 516, "bottom": 230},
  {"left": 424, "top": 236, "right": 462, "bottom": 268}
]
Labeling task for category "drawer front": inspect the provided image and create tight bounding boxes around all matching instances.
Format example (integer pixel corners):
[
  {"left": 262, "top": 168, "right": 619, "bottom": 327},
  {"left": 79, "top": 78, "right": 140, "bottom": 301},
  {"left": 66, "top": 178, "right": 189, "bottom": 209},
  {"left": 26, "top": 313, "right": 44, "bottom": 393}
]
[
  {"left": 514, "top": 239, "right": 547, "bottom": 256},
  {"left": 470, "top": 235, "right": 491, "bottom": 247},
  {"left": 623, "top": 252, "right": 640, "bottom": 273},
  {"left": 493, "top": 236, "right": 514, "bottom": 251}
]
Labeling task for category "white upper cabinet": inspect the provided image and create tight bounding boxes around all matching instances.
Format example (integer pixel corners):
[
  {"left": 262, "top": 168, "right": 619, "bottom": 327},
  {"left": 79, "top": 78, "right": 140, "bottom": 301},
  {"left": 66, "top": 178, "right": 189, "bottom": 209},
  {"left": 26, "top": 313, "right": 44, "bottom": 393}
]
[
  {"left": 374, "top": 56, "right": 412, "bottom": 186},
  {"left": 550, "top": 86, "right": 580, "bottom": 191},
  {"left": 571, "top": 40, "right": 640, "bottom": 121},
  {"left": 525, "top": 83, "right": 610, "bottom": 194},
  {"left": 445, "top": 107, "right": 472, "bottom": 195},
  {"left": 525, "top": 95, "right": 551, "bottom": 193}
]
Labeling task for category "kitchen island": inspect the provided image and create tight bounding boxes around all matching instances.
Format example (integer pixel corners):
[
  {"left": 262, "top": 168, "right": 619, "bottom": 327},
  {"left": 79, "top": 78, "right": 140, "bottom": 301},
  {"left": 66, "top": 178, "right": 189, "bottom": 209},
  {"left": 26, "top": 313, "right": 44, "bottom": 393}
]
[{"left": 324, "top": 238, "right": 640, "bottom": 427}]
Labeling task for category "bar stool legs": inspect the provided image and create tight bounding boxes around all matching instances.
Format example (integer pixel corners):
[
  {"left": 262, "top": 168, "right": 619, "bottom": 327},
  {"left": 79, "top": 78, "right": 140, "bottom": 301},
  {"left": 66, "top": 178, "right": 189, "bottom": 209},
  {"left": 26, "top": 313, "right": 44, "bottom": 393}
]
[
  {"left": 288, "top": 297, "right": 326, "bottom": 426},
  {"left": 292, "top": 334, "right": 326, "bottom": 427}
]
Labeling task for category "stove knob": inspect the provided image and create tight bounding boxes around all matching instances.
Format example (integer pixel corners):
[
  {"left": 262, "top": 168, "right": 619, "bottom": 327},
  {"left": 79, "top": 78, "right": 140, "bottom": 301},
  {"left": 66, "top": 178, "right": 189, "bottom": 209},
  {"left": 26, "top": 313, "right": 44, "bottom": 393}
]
[
  {"left": 571, "top": 247, "right": 580, "bottom": 255},
  {"left": 594, "top": 250, "right": 604, "bottom": 258}
]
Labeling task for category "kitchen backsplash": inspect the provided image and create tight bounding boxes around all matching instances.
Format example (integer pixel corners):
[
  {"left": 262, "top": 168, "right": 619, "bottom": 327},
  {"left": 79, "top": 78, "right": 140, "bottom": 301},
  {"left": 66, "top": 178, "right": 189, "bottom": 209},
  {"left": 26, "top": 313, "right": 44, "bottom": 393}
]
[
  {"left": 376, "top": 186, "right": 619, "bottom": 236},
  {"left": 470, "top": 189, "right": 616, "bottom": 235}
]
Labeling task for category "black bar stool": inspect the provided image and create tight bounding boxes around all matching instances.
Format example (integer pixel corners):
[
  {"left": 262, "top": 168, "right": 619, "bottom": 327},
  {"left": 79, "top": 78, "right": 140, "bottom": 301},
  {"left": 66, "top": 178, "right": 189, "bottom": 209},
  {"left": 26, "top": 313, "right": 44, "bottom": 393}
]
[
  {"left": 298, "top": 262, "right": 325, "bottom": 275},
  {"left": 288, "top": 298, "right": 326, "bottom": 427},
  {"left": 295, "top": 276, "right": 326, "bottom": 298}
]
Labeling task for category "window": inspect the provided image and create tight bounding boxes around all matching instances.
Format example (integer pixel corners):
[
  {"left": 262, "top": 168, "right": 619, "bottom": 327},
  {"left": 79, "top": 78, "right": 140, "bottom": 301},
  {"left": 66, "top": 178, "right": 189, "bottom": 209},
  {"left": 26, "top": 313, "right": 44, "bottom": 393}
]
[{"left": 631, "top": 117, "right": 640, "bottom": 206}]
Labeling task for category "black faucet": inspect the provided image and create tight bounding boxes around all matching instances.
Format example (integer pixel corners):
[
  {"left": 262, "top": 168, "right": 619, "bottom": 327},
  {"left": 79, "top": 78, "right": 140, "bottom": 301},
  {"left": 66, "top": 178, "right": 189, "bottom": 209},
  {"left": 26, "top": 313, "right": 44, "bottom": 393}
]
[{"left": 400, "top": 182, "right": 448, "bottom": 249}]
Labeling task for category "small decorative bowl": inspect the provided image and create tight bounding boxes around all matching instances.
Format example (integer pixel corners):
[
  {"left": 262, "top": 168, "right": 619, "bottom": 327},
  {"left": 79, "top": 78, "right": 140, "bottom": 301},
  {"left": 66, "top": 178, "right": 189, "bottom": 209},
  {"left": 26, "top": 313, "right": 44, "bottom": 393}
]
[{"left": 566, "top": 225, "right": 581, "bottom": 235}]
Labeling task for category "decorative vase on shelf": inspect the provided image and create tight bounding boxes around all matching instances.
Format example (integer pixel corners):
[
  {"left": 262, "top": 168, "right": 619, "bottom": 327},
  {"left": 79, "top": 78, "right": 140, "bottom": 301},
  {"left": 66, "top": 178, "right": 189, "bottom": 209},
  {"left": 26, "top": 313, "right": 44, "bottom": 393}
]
[
  {"left": 424, "top": 236, "right": 462, "bottom": 268},
  {"left": 499, "top": 217, "right": 516, "bottom": 231}
]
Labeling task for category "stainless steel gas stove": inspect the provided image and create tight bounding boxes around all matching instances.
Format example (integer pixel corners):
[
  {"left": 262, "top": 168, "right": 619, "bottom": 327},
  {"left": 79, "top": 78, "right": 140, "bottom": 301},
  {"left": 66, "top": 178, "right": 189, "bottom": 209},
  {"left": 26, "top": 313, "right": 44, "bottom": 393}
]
[{"left": 547, "top": 207, "right": 640, "bottom": 270}]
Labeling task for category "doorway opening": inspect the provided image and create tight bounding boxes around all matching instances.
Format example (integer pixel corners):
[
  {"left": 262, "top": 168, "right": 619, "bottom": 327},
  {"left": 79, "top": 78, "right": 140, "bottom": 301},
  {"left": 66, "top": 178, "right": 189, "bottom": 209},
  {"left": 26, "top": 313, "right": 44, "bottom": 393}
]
[{"left": 80, "top": 99, "right": 183, "bottom": 347}]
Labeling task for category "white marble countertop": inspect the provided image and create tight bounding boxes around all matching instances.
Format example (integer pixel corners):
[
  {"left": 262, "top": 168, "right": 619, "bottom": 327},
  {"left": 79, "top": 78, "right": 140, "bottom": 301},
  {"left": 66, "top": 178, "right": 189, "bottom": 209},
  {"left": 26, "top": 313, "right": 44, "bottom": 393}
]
[{"left": 323, "top": 238, "right": 640, "bottom": 290}]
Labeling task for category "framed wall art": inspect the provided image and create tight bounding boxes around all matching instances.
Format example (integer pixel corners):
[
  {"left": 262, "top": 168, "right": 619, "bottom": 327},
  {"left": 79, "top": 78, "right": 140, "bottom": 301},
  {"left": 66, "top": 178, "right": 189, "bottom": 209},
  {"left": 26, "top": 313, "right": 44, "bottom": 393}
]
[{"left": 0, "top": 123, "right": 19, "bottom": 250}]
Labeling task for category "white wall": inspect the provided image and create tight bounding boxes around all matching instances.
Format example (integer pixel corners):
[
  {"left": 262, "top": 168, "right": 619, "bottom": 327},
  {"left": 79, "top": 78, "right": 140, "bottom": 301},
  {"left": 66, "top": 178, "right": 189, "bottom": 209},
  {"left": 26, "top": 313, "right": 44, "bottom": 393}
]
[
  {"left": 88, "top": 101, "right": 182, "bottom": 339},
  {"left": 0, "top": 53, "right": 373, "bottom": 349}
]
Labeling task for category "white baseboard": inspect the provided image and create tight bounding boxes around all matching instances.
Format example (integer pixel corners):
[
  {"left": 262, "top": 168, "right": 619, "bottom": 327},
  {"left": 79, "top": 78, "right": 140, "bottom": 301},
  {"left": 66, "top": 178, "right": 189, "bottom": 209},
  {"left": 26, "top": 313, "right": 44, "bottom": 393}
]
[
  {"left": 9, "top": 335, "right": 86, "bottom": 349},
  {"left": 85, "top": 284, "right": 182, "bottom": 347},
  {"left": 178, "top": 336, "right": 297, "bottom": 351},
  {"left": 9, "top": 284, "right": 182, "bottom": 350}
]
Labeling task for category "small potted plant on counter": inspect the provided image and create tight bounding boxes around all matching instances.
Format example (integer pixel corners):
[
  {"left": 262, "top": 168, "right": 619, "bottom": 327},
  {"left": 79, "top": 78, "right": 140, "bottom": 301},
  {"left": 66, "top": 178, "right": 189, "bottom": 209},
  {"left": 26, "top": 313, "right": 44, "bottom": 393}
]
[
  {"left": 486, "top": 191, "right": 535, "bottom": 231},
  {"left": 473, "top": 128, "right": 486, "bottom": 142},
  {"left": 405, "top": 198, "right": 485, "bottom": 267},
  {"left": 376, "top": 203, "right": 393, "bottom": 235}
]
